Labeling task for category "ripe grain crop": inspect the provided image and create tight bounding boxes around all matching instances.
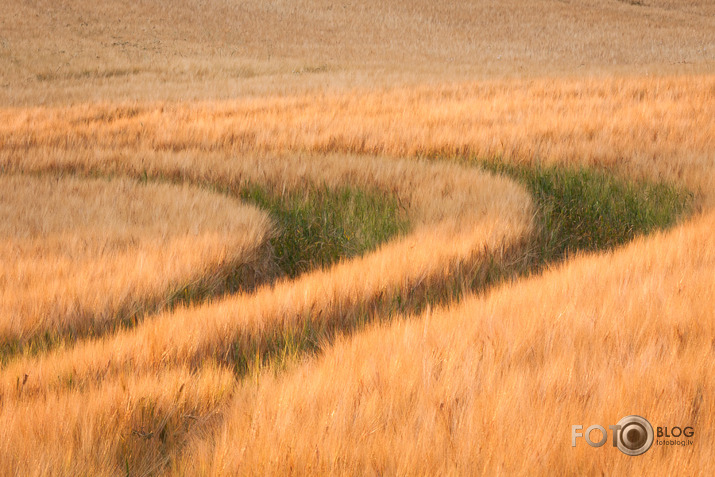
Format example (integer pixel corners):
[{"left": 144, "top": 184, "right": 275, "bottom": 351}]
[
  {"left": 1, "top": 63, "right": 712, "bottom": 477},
  {"left": 1, "top": 0, "right": 712, "bottom": 105},
  {"left": 0, "top": 365, "right": 235, "bottom": 477},
  {"left": 0, "top": 153, "right": 533, "bottom": 473},
  {"left": 0, "top": 174, "right": 274, "bottom": 350},
  {"left": 0, "top": 0, "right": 712, "bottom": 474},
  {"left": 3, "top": 75, "right": 712, "bottom": 206},
  {"left": 176, "top": 209, "right": 715, "bottom": 475}
]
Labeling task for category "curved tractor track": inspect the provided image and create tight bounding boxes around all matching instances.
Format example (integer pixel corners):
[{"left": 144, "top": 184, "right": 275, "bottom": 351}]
[
  {"left": 0, "top": 0, "right": 713, "bottom": 472},
  {"left": 0, "top": 105, "right": 534, "bottom": 475},
  {"left": 0, "top": 75, "right": 711, "bottom": 475}
]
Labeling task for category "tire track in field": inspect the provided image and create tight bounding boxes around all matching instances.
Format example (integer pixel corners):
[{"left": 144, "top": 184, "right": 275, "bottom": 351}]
[
  {"left": 0, "top": 147, "right": 534, "bottom": 398},
  {"left": 0, "top": 113, "right": 535, "bottom": 473},
  {"left": 0, "top": 78, "right": 704, "bottom": 473}
]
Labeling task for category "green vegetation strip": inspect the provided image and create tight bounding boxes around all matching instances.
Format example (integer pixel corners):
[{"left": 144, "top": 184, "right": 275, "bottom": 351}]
[
  {"left": 479, "top": 159, "right": 693, "bottom": 266},
  {"left": 231, "top": 159, "right": 693, "bottom": 377},
  {"left": 239, "top": 183, "right": 409, "bottom": 278}
]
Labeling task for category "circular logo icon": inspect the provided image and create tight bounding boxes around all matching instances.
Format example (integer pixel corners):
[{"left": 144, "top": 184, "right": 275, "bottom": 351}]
[{"left": 616, "top": 415, "right": 654, "bottom": 456}]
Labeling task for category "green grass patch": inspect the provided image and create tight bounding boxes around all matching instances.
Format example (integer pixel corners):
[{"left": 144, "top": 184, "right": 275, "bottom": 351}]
[
  {"left": 477, "top": 159, "right": 693, "bottom": 265},
  {"left": 239, "top": 183, "right": 409, "bottom": 278}
]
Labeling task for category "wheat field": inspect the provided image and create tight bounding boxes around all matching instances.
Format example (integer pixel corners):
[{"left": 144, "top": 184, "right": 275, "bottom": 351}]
[
  {"left": 0, "top": 174, "right": 274, "bottom": 347},
  {"left": 1, "top": 0, "right": 714, "bottom": 475}
]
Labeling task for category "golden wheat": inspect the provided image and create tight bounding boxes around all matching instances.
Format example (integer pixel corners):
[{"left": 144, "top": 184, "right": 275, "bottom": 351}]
[
  {"left": 0, "top": 365, "right": 235, "bottom": 477},
  {"left": 1, "top": 0, "right": 712, "bottom": 105},
  {"left": 175, "top": 209, "right": 715, "bottom": 476},
  {"left": 0, "top": 174, "right": 274, "bottom": 345},
  {"left": 0, "top": 0, "right": 712, "bottom": 474},
  {"left": 0, "top": 151, "right": 533, "bottom": 474},
  {"left": 2, "top": 75, "right": 713, "bottom": 205},
  {"left": 1, "top": 80, "right": 712, "bottom": 475}
]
